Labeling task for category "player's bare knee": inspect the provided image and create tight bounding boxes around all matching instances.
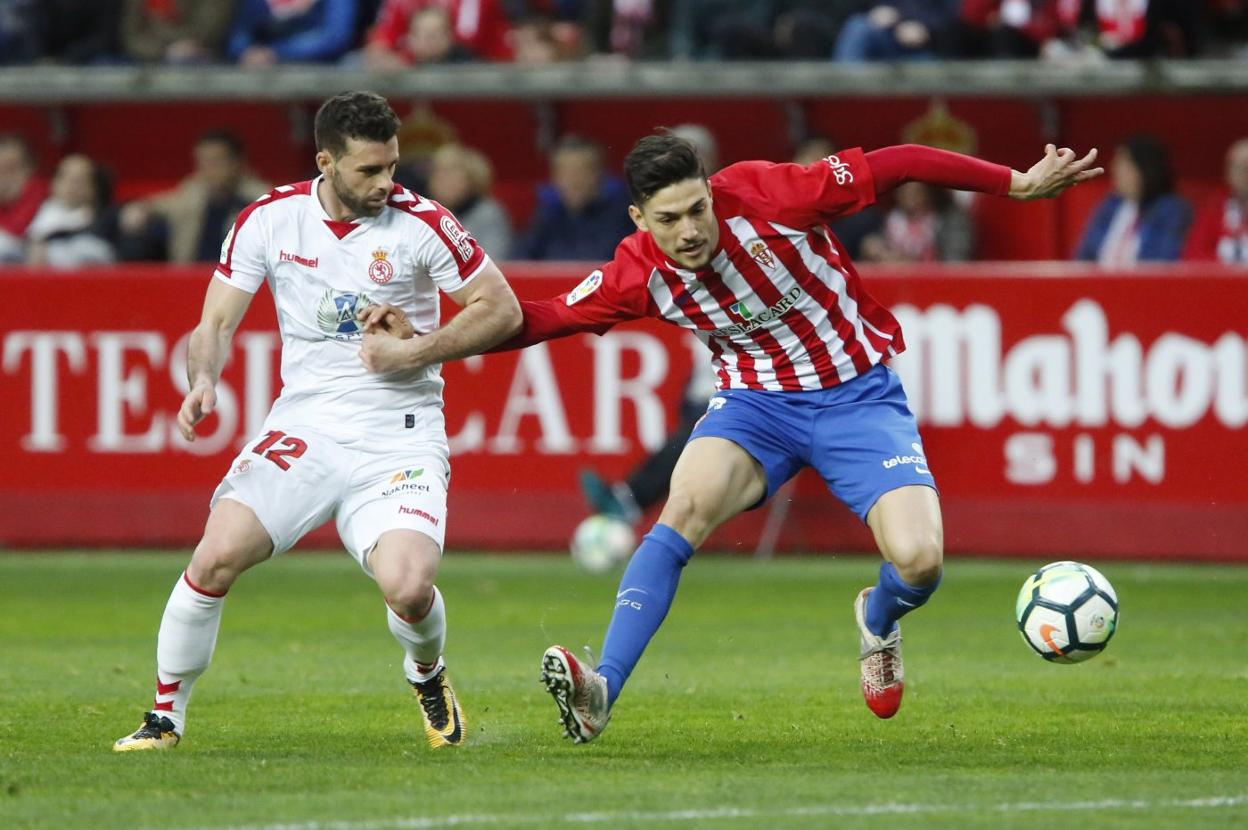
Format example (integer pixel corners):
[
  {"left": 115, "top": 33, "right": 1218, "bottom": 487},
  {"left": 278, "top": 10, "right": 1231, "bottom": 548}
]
[
  {"left": 187, "top": 539, "right": 251, "bottom": 593},
  {"left": 657, "top": 492, "right": 713, "bottom": 547},
  {"left": 383, "top": 578, "right": 435, "bottom": 619},
  {"left": 890, "top": 535, "right": 943, "bottom": 586}
]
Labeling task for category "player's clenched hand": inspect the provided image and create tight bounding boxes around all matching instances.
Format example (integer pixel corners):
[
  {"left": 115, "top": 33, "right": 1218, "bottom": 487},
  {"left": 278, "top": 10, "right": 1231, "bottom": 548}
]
[
  {"left": 177, "top": 382, "right": 216, "bottom": 442},
  {"left": 360, "top": 330, "right": 419, "bottom": 373},
  {"left": 357, "top": 303, "right": 414, "bottom": 339},
  {"left": 1010, "top": 144, "right": 1104, "bottom": 200}
]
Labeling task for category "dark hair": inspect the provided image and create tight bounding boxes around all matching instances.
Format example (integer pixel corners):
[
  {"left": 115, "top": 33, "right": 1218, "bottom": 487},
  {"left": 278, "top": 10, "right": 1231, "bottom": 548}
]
[
  {"left": 314, "top": 91, "right": 401, "bottom": 158},
  {"left": 1119, "top": 134, "right": 1174, "bottom": 206},
  {"left": 196, "top": 129, "right": 245, "bottom": 159},
  {"left": 624, "top": 133, "right": 707, "bottom": 206}
]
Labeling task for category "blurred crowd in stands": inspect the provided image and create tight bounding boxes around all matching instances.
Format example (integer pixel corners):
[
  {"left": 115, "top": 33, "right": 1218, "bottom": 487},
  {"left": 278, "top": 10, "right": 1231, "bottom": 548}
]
[
  {"left": 2, "top": 116, "right": 1247, "bottom": 268},
  {"left": 2, "top": 1, "right": 1247, "bottom": 67}
]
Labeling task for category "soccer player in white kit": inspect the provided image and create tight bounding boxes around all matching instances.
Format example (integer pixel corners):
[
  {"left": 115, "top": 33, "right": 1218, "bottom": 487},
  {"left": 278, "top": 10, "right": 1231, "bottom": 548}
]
[{"left": 113, "top": 91, "right": 521, "bottom": 751}]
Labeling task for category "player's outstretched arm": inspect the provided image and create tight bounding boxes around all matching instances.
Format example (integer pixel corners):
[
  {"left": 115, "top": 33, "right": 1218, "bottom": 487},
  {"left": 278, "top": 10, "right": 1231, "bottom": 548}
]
[
  {"left": 359, "top": 261, "right": 522, "bottom": 373},
  {"left": 1009, "top": 144, "right": 1104, "bottom": 200},
  {"left": 178, "top": 279, "right": 254, "bottom": 442}
]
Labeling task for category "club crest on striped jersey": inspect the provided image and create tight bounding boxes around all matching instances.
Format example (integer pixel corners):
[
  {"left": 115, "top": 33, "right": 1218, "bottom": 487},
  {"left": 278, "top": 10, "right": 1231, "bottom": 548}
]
[
  {"left": 567, "top": 269, "right": 604, "bottom": 305},
  {"left": 368, "top": 248, "right": 394, "bottom": 284},
  {"left": 748, "top": 241, "right": 775, "bottom": 269}
]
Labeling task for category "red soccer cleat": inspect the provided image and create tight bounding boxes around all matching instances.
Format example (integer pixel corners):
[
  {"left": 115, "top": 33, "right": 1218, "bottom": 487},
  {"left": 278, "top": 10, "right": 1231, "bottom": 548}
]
[{"left": 854, "top": 587, "right": 905, "bottom": 719}]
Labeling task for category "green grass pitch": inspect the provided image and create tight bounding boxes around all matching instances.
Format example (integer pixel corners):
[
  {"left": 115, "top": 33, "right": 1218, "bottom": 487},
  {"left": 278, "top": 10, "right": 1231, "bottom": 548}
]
[{"left": 1, "top": 552, "right": 1245, "bottom": 830}]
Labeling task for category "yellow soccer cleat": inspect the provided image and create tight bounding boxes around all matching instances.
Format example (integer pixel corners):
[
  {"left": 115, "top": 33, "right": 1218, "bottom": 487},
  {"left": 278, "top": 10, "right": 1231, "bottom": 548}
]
[
  {"left": 409, "top": 666, "right": 466, "bottom": 748},
  {"left": 113, "top": 712, "right": 181, "bottom": 752}
]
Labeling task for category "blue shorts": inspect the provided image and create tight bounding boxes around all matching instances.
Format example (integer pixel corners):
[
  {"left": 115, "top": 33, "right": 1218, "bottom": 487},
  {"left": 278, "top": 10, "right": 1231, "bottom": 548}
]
[{"left": 688, "top": 364, "right": 936, "bottom": 522}]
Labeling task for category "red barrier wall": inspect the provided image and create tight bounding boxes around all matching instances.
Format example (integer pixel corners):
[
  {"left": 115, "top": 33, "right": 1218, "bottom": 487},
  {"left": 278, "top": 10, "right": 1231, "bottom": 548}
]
[{"left": 2, "top": 264, "right": 1245, "bottom": 559}]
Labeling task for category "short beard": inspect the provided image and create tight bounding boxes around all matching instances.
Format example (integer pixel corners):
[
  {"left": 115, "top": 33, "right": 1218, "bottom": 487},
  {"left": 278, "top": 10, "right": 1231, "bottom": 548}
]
[{"left": 329, "top": 170, "right": 383, "bottom": 219}]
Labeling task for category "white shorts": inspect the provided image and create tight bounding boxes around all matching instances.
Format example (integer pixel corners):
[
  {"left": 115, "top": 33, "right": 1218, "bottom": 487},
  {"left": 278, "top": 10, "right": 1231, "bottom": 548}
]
[{"left": 210, "top": 423, "right": 449, "bottom": 575}]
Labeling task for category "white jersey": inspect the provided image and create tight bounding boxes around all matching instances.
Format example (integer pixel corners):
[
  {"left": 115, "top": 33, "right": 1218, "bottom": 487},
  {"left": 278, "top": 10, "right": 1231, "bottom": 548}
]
[{"left": 215, "top": 177, "right": 489, "bottom": 444}]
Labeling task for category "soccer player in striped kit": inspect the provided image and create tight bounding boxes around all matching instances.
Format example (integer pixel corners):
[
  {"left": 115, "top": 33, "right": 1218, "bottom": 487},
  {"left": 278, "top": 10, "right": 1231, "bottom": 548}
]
[{"left": 362, "top": 133, "right": 1102, "bottom": 741}]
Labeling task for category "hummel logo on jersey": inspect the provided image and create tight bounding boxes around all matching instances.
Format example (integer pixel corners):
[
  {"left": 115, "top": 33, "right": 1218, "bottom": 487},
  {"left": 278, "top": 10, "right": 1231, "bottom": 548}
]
[
  {"left": 280, "top": 250, "right": 319, "bottom": 268},
  {"left": 822, "top": 154, "right": 854, "bottom": 185},
  {"left": 882, "top": 442, "right": 930, "bottom": 475},
  {"left": 712, "top": 287, "right": 801, "bottom": 338}
]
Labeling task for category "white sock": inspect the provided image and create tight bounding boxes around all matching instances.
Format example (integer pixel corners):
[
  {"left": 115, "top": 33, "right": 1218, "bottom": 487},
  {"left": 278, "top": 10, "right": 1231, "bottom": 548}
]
[
  {"left": 153, "top": 571, "right": 226, "bottom": 734},
  {"left": 386, "top": 586, "right": 446, "bottom": 684}
]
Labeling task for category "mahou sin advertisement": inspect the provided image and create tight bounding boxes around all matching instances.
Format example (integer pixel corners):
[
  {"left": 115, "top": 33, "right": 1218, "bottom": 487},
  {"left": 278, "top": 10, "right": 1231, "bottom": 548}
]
[{"left": 1, "top": 264, "right": 1244, "bottom": 559}]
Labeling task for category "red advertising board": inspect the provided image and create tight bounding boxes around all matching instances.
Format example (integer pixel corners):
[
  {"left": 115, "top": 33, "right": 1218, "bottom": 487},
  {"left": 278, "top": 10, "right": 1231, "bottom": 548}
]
[{"left": 1, "top": 263, "right": 1245, "bottom": 559}]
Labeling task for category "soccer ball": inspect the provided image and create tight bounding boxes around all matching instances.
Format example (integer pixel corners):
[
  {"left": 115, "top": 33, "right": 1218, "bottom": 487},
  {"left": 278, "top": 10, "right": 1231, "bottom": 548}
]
[
  {"left": 570, "top": 515, "right": 635, "bottom": 574},
  {"left": 1015, "top": 561, "right": 1119, "bottom": 664}
]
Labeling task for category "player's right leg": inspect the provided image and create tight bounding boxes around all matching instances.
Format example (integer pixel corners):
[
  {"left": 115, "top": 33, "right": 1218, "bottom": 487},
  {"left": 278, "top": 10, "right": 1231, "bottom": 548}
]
[
  {"left": 114, "top": 500, "right": 272, "bottom": 751},
  {"left": 543, "top": 436, "right": 767, "bottom": 743}
]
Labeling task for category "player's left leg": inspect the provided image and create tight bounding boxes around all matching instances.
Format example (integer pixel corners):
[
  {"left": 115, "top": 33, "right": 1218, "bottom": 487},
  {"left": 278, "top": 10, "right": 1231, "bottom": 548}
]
[
  {"left": 805, "top": 363, "right": 941, "bottom": 719},
  {"left": 369, "top": 531, "right": 465, "bottom": 748},
  {"left": 865, "top": 484, "right": 944, "bottom": 633},
  {"left": 339, "top": 451, "right": 463, "bottom": 747},
  {"left": 854, "top": 486, "right": 943, "bottom": 719}
]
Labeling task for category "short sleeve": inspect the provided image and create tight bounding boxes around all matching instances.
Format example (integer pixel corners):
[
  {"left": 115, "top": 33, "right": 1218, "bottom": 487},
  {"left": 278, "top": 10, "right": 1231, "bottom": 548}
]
[
  {"left": 711, "top": 149, "right": 877, "bottom": 228},
  {"left": 407, "top": 199, "right": 490, "bottom": 294},
  {"left": 214, "top": 199, "right": 268, "bottom": 294}
]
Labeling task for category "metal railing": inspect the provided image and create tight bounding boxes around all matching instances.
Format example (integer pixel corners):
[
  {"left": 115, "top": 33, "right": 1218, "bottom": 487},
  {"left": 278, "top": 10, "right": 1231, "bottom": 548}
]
[{"left": 0, "top": 59, "right": 1245, "bottom": 103}]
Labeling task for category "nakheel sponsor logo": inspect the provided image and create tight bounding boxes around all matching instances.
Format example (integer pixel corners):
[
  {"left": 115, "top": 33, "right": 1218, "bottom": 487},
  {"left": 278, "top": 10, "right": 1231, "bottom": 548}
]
[{"left": 382, "top": 468, "right": 431, "bottom": 496}]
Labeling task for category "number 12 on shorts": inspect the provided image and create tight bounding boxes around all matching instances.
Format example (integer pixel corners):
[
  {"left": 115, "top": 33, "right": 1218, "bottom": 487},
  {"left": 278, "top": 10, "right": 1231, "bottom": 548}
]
[{"left": 252, "top": 430, "right": 308, "bottom": 471}]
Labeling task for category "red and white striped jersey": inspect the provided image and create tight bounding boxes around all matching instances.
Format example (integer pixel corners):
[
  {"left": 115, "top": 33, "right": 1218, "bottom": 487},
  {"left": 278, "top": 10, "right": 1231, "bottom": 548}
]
[
  {"left": 510, "top": 149, "right": 905, "bottom": 392},
  {"left": 216, "top": 177, "right": 489, "bottom": 438}
]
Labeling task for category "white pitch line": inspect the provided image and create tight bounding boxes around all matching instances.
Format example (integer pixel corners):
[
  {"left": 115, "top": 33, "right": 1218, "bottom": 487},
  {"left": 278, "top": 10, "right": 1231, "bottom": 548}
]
[{"left": 189, "top": 794, "right": 1248, "bottom": 830}]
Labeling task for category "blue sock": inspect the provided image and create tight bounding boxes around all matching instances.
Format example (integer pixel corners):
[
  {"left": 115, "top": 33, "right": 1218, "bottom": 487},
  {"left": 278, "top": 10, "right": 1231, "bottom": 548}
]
[
  {"left": 597, "top": 523, "right": 694, "bottom": 706},
  {"left": 864, "top": 562, "right": 941, "bottom": 637}
]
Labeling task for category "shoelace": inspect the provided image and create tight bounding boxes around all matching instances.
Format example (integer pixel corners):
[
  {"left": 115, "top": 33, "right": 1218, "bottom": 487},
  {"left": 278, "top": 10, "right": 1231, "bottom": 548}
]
[
  {"left": 414, "top": 674, "right": 449, "bottom": 729},
  {"left": 138, "top": 711, "right": 172, "bottom": 737},
  {"left": 862, "top": 650, "right": 900, "bottom": 688}
]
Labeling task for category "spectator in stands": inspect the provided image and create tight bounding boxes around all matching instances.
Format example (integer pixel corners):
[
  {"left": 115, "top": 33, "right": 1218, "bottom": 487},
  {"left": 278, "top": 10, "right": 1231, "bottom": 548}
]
[
  {"left": 794, "top": 135, "right": 883, "bottom": 260},
  {"left": 833, "top": 1, "right": 960, "bottom": 62},
  {"left": 228, "top": 0, "right": 359, "bottom": 67},
  {"left": 361, "top": 0, "right": 512, "bottom": 68},
  {"left": 1076, "top": 134, "right": 1190, "bottom": 266},
  {"left": 25, "top": 154, "right": 118, "bottom": 268},
  {"left": 0, "top": 0, "right": 40, "bottom": 65},
  {"left": 959, "top": 0, "right": 1086, "bottom": 59},
  {"left": 358, "top": 4, "right": 475, "bottom": 66},
  {"left": 118, "top": 131, "right": 270, "bottom": 263},
  {"left": 120, "top": 0, "right": 233, "bottom": 64},
  {"left": 583, "top": 0, "right": 669, "bottom": 59},
  {"left": 27, "top": 0, "right": 123, "bottom": 64},
  {"left": 509, "top": 14, "right": 585, "bottom": 63},
  {"left": 1183, "top": 137, "right": 1248, "bottom": 265},
  {"left": 0, "top": 134, "right": 47, "bottom": 264},
  {"left": 667, "top": 0, "right": 845, "bottom": 60},
  {"left": 859, "top": 181, "right": 975, "bottom": 262},
  {"left": 516, "top": 135, "right": 635, "bottom": 261},
  {"left": 427, "top": 143, "right": 513, "bottom": 259}
]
